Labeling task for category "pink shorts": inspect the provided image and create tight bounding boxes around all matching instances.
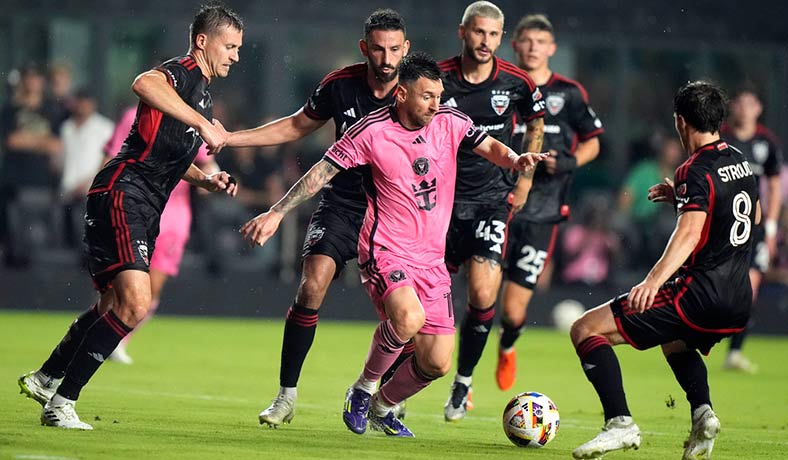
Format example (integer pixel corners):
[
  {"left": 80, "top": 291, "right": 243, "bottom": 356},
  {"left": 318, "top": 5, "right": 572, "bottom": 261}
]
[
  {"left": 360, "top": 255, "right": 454, "bottom": 335},
  {"left": 150, "top": 201, "right": 191, "bottom": 276}
]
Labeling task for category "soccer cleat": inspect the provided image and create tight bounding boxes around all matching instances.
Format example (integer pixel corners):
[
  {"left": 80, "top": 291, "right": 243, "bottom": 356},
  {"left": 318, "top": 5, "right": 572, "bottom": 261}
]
[
  {"left": 496, "top": 348, "right": 517, "bottom": 391},
  {"left": 109, "top": 343, "right": 133, "bottom": 365},
  {"left": 342, "top": 387, "right": 371, "bottom": 434},
  {"left": 18, "top": 371, "right": 58, "bottom": 407},
  {"left": 722, "top": 351, "right": 757, "bottom": 374},
  {"left": 391, "top": 399, "right": 407, "bottom": 420},
  {"left": 572, "top": 416, "right": 641, "bottom": 459},
  {"left": 444, "top": 382, "right": 471, "bottom": 422},
  {"left": 682, "top": 405, "right": 720, "bottom": 460},
  {"left": 259, "top": 394, "right": 296, "bottom": 428},
  {"left": 369, "top": 410, "right": 414, "bottom": 437},
  {"left": 40, "top": 400, "right": 93, "bottom": 430}
]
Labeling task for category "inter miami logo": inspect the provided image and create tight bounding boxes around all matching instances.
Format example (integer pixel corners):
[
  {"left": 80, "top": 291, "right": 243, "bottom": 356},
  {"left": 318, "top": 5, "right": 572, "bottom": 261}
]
[
  {"left": 411, "top": 178, "right": 437, "bottom": 211},
  {"left": 305, "top": 225, "right": 325, "bottom": 247},
  {"left": 388, "top": 270, "right": 407, "bottom": 283},
  {"left": 490, "top": 90, "right": 510, "bottom": 116},
  {"left": 412, "top": 157, "right": 430, "bottom": 176},
  {"left": 136, "top": 240, "right": 149, "bottom": 266},
  {"left": 546, "top": 94, "right": 565, "bottom": 116}
]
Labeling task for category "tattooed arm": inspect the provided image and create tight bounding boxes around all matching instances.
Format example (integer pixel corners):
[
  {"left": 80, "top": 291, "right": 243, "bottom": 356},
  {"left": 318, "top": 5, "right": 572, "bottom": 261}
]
[
  {"left": 511, "top": 116, "right": 545, "bottom": 212},
  {"left": 240, "top": 159, "right": 340, "bottom": 246}
]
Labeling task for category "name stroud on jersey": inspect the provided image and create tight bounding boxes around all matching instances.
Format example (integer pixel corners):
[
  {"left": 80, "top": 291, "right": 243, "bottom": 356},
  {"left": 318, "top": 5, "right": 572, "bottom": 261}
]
[{"left": 718, "top": 161, "right": 754, "bottom": 183}]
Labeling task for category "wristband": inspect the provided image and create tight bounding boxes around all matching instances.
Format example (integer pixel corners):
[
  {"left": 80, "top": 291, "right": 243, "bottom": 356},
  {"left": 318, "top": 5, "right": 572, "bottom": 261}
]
[{"left": 765, "top": 219, "right": 778, "bottom": 238}]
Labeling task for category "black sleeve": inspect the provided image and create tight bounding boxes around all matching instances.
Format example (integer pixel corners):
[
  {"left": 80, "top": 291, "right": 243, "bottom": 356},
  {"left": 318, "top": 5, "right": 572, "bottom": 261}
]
[
  {"left": 303, "top": 78, "right": 336, "bottom": 121},
  {"left": 764, "top": 138, "right": 783, "bottom": 177},
  {"left": 569, "top": 84, "right": 604, "bottom": 141},
  {"left": 155, "top": 60, "right": 200, "bottom": 98},
  {"left": 675, "top": 165, "right": 710, "bottom": 215}
]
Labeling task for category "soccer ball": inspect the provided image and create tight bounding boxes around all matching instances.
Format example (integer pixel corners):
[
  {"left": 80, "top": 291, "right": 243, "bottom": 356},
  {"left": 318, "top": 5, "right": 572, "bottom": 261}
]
[
  {"left": 552, "top": 299, "right": 585, "bottom": 333},
  {"left": 502, "top": 391, "right": 560, "bottom": 448}
]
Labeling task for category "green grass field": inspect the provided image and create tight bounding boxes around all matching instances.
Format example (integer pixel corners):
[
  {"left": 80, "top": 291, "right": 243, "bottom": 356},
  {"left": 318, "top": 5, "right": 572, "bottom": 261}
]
[{"left": 1, "top": 310, "right": 786, "bottom": 460}]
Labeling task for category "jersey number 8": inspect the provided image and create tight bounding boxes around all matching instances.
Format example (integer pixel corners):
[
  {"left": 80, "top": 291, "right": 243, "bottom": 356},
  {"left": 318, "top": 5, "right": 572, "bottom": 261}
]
[{"left": 730, "top": 191, "right": 752, "bottom": 247}]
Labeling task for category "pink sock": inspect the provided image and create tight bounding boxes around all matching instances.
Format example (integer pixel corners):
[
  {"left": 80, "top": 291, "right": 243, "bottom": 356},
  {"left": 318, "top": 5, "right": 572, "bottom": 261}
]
[
  {"left": 378, "top": 355, "right": 436, "bottom": 406},
  {"left": 362, "top": 320, "right": 407, "bottom": 382}
]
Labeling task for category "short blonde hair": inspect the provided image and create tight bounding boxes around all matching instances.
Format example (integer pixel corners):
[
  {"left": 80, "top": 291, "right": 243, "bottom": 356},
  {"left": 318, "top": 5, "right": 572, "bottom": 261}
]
[{"left": 461, "top": 1, "right": 504, "bottom": 28}]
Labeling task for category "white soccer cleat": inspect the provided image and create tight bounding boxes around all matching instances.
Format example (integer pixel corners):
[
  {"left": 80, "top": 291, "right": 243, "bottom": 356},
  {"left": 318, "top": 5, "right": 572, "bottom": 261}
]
[
  {"left": 572, "top": 416, "right": 641, "bottom": 459},
  {"left": 259, "top": 394, "right": 296, "bottom": 428},
  {"left": 683, "top": 405, "right": 720, "bottom": 460},
  {"left": 18, "top": 371, "right": 58, "bottom": 407},
  {"left": 722, "top": 351, "right": 757, "bottom": 374},
  {"left": 41, "top": 400, "right": 93, "bottom": 430},
  {"left": 109, "top": 343, "right": 134, "bottom": 365},
  {"left": 444, "top": 382, "right": 471, "bottom": 422}
]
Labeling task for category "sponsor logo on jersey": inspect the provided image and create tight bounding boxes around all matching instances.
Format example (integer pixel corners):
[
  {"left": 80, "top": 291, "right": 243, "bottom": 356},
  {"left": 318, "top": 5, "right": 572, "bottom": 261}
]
[
  {"left": 412, "top": 157, "right": 429, "bottom": 175},
  {"left": 546, "top": 94, "right": 565, "bottom": 116},
  {"left": 444, "top": 97, "right": 458, "bottom": 108},
  {"left": 328, "top": 144, "right": 348, "bottom": 161},
  {"left": 411, "top": 178, "right": 437, "bottom": 210},
  {"left": 343, "top": 108, "right": 356, "bottom": 118},
  {"left": 388, "top": 270, "right": 407, "bottom": 283},
  {"left": 412, "top": 135, "right": 426, "bottom": 145},
  {"left": 491, "top": 90, "right": 510, "bottom": 116},
  {"left": 477, "top": 123, "right": 505, "bottom": 132},
  {"left": 544, "top": 124, "right": 561, "bottom": 134},
  {"left": 752, "top": 140, "right": 769, "bottom": 164}
]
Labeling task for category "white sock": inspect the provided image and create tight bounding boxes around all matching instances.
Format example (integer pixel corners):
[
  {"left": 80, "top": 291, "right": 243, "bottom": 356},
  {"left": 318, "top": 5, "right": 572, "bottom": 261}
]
[
  {"left": 279, "top": 386, "right": 297, "bottom": 400},
  {"left": 371, "top": 394, "right": 393, "bottom": 417},
  {"left": 353, "top": 375, "right": 378, "bottom": 395},
  {"left": 454, "top": 374, "right": 472, "bottom": 387},
  {"left": 51, "top": 393, "right": 75, "bottom": 406}
]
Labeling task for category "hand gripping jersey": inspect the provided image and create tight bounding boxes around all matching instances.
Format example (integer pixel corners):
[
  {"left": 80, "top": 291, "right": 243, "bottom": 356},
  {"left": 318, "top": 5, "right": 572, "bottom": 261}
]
[
  {"left": 304, "top": 63, "right": 399, "bottom": 211},
  {"left": 89, "top": 55, "right": 211, "bottom": 212},
  {"left": 324, "top": 105, "right": 488, "bottom": 268},
  {"left": 516, "top": 73, "right": 604, "bottom": 223},
  {"left": 439, "top": 56, "right": 544, "bottom": 204}
]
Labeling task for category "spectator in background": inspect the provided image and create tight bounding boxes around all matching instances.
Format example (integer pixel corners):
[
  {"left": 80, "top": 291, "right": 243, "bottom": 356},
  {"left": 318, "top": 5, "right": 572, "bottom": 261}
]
[
  {"left": 48, "top": 62, "right": 75, "bottom": 128},
  {"left": 0, "top": 63, "right": 63, "bottom": 266},
  {"left": 618, "top": 137, "right": 682, "bottom": 267},
  {"left": 59, "top": 88, "right": 114, "bottom": 248}
]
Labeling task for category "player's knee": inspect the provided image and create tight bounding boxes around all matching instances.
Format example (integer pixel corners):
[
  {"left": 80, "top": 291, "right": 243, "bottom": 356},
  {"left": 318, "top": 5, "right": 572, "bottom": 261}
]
[
  {"left": 569, "top": 316, "right": 592, "bottom": 346},
  {"left": 390, "top": 308, "right": 425, "bottom": 339},
  {"left": 297, "top": 275, "right": 332, "bottom": 309},
  {"left": 113, "top": 301, "right": 149, "bottom": 327},
  {"left": 469, "top": 287, "right": 497, "bottom": 309},
  {"left": 418, "top": 354, "right": 452, "bottom": 378}
]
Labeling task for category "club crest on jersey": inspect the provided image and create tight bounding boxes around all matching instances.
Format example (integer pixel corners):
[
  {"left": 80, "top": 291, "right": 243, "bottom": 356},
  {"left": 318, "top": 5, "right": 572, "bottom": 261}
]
[
  {"left": 413, "top": 157, "right": 430, "bottom": 176},
  {"left": 676, "top": 183, "right": 687, "bottom": 197},
  {"left": 136, "top": 240, "right": 149, "bottom": 266},
  {"left": 490, "top": 90, "right": 510, "bottom": 116},
  {"left": 752, "top": 141, "right": 769, "bottom": 164},
  {"left": 546, "top": 94, "right": 565, "bottom": 116},
  {"left": 388, "top": 270, "right": 407, "bottom": 283},
  {"left": 305, "top": 225, "right": 325, "bottom": 247}
]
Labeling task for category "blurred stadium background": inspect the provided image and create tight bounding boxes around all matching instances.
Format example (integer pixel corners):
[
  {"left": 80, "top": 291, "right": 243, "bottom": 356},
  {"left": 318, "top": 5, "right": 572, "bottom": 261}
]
[{"left": 0, "top": 0, "right": 786, "bottom": 335}]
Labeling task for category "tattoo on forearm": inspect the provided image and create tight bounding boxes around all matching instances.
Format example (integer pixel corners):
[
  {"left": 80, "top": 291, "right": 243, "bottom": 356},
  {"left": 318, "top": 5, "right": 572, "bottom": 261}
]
[
  {"left": 472, "top": 255, "right": 502, "bottom": 271},
  {"left": 272, "top": 160, "right": 339, "bottom": 214},
  {"left": 520, "top": 168, "right": 535, "bottom": 180},
  {"left": 524, "top": 118, "right": 544, "bottom": 153}
]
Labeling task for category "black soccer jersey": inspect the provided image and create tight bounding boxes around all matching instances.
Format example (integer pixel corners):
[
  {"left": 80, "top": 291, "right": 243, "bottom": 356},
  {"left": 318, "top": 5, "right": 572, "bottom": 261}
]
[
  {"left": 89, "top": 55, "right": 211, "bottom": 212},
  {"left": 673, "top": 140, "right": 758, "bottom": 323},
  {"left": 721, "top": 123, "right": 783, "bottom": 186},
  {"left": 303, "top": 62, "right": 399, "bottom": 211},
  {"left": 439, "top": 56, "right": 545, "bottom": 204},
  {"left": 516, "top": 73, "right": 603, "bottom": 223}
]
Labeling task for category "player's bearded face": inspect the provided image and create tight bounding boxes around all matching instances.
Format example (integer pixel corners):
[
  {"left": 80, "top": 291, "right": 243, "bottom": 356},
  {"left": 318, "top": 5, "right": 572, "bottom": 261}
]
[
  {"left": 202, "top": 25, "right": 243, "bottom": 78},
  {"left": 461, "top": 16, "right": 502, "bottom": 65},
  {"left": 402, "top": 78, "right": 443, "bottom": 127},
  {"left": 364, "top": 30, "right": 409, "bottom": 83}
]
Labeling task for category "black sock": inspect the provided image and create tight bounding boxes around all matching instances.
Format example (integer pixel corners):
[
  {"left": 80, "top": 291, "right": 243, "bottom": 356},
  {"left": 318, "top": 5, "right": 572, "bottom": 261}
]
[
  {"left": 576, "top": 336, "right": 630, "bottom": 420},
  {"left": 728, "top": 330, "right": 746, "bottom": 351},
  {"left": 499, "top": 318, "right": 525, "bottom": 350},
  {"left": 57, "top": 310, "right": 132, "bottom": 400},
  {"left": 279, "top": 303, "right": 318, "bottom": 388},
  {"left": 40, "top": 304, "right": 101, "bottom": 379},
  {"left": 457, "top": 304, "right": 495, "bottom": 377},
  {"left": 381, "top": 340, "right": 414, "bottom": 386},
  {"left": 666, "top": 350, "right": 711, "bottom": 413}
]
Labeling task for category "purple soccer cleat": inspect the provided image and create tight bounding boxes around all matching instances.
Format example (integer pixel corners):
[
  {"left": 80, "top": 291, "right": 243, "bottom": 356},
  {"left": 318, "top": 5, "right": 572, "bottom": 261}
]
[
  {"left": 343, "top": 387, "right": 371, "bottom": 434},
  {"left": 369, "top": 410, "right": 414, "bottom": 437}
]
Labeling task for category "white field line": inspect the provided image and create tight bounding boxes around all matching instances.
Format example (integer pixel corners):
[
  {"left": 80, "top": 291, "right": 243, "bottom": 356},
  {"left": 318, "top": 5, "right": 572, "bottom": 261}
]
[{"left": 14, "top": 455, "right": 79, "bottom": 460}]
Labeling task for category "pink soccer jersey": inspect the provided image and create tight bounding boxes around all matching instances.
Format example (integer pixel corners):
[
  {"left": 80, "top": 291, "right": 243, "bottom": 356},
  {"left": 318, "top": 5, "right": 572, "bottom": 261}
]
[{"left": 324, "top": 105, "right": 488, "bottom": 268}]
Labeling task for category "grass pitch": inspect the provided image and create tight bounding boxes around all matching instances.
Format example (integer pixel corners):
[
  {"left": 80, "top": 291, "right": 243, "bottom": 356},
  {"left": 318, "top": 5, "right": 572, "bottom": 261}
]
[{"left": 1, "top": 310, "right": 787, "bottom": 459}]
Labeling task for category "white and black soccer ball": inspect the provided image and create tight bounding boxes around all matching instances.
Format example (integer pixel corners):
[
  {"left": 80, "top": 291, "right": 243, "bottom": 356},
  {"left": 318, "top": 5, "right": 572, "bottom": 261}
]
[{"left": 502, "top": 391, "right": 560, "bottom": 448}]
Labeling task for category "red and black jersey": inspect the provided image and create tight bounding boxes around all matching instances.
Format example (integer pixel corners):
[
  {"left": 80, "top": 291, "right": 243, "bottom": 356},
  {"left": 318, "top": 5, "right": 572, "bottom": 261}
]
[
  {"left": 672, "top": 140, "right": 758, "bottom": 325},
  {"left": 439, "top": 56, "right": 545, "bottom": 204},
  {"left": 89, "top": 55, "right": 211, "bottom": 212},
  {"left": 303, "top": 62, "right": 398, "bottom": 211},
  {"left": 517, "top": 73, "right": 604, "bottom": 223},
  {"left": 720, "top": 123, "right": 783, "bottom": 186}
]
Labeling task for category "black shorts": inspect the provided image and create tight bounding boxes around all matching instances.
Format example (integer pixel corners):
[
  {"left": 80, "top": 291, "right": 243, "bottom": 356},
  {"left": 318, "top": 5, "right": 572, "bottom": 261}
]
[
  {"left": 750, "top": 224, "right": 768, "bottom": 273},
  {"left": 504, "top": 219, "right": 559, "bottom": 289},
  {"left": 610, "top": 276, "right": 748, "bottom": 355},
  {"left": 83, "top": 190, "right": 160, "bottom": 292},
  {"left": 445, "top": 201, "right": 513, "bottom": 271},
  {"left": 302, "top": 199, "right": 365, "bottom": 276}
]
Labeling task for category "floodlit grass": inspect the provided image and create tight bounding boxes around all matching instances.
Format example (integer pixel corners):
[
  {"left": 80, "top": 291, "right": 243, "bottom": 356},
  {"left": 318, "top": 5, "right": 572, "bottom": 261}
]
[{"left": 1, "top": 310, "right": 786, "bottom": 459}]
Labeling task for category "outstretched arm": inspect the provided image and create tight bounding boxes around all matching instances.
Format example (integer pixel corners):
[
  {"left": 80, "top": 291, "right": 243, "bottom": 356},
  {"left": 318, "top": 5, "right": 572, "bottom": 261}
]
[
  {"left": 226, "top": 109, "right": 327, "bottom": 148},
  {"left": 472, "top": 135, "right": 546, "bottom": 172},
  {"left": 511, "top": 117, "right": 546, "bottom": 211},
  {"left": 239, "top": 159, "right": 340, "bottom": 246}
]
